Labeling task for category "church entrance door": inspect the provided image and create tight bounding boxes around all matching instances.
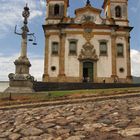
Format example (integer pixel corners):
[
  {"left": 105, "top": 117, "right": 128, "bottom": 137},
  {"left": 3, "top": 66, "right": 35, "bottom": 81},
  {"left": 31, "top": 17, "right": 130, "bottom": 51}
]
[{"left": 83, "top": 62, "right": 93, "bottom": 82}]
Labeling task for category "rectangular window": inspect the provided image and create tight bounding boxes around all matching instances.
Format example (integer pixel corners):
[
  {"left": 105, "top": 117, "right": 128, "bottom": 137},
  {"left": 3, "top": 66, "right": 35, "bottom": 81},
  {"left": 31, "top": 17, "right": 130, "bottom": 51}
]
[
  {"left": 52, "top": 42, "right": 59, "bottom": 55},
  {"left": 117, "top": 43, "right": 124, "bottom": 57},
  {"left": 69, "top": 40, "right": 77, "bottom": 55},
  {"left": 100, "top": 42, "right": 107, "bottom": 56}
]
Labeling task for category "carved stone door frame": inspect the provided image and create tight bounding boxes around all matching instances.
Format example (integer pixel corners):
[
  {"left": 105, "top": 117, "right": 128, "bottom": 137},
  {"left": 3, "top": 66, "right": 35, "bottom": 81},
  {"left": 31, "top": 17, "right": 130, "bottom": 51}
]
[
  {"left": 79, "top": 60, "right": 97, "bottom": 83},
  {"left": 78, "top": 42, "right": 98, "bottom": 83}
]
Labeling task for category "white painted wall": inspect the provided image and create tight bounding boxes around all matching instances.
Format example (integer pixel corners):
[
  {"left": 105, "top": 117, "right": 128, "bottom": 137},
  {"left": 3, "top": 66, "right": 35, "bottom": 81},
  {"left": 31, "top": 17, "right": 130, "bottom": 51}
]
[
  {"left": 65, "top": 34, "right": 86, "bottom": 77},
  {"left": 93, "top": 35, "right": 112, "bottom": 77},
  {"left": 116, "top": 36, "right": 127, "bottom": 78},
  {"left": 64, "top": 33, "right": 112, "bottom": 78},
  {"left": 47, "top": 31, "right": 128, "bottom": 80},
  {"left": 48, "top": 35, "right": 59, "bottom": 77}
]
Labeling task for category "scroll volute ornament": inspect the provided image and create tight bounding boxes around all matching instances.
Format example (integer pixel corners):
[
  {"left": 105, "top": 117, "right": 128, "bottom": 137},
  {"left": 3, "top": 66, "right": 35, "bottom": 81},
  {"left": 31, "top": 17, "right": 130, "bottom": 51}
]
[{"left": 78, "top": 42, "right": 98, "bottom": 61}]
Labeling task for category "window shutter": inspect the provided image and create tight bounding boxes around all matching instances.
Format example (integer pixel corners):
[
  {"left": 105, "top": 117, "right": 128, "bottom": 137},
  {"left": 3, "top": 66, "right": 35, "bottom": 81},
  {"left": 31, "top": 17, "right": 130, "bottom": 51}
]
[
  {"left": 49, "top": 5, "right": 54, "bottom": 17},
  {"left": 117, "top": 44, "right": 124, "bottom": 56},
  {"left": 52, "top": 42, "right": 59, "bottom": 55},
  {"left": 122, "top": 5, "right": 127, "bottom": 17},
  {"left": 60, "top": 4, "right": 64, "bottom": 17},
  {"left": 100, "top": 42, "right": 107, "bottom": 55},
  {"left": 111, "top": 5, "right": 115, "bottom": 17}
]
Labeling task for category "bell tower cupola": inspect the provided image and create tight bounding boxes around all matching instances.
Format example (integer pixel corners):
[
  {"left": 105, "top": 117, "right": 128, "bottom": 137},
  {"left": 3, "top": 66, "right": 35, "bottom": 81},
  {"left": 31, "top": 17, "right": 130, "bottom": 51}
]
[
  {"left": 46, "top": 0, "right": 69, "bottom": 21},
  {"left": 102, "top": 0, "right": 129, "bottom": 26}
]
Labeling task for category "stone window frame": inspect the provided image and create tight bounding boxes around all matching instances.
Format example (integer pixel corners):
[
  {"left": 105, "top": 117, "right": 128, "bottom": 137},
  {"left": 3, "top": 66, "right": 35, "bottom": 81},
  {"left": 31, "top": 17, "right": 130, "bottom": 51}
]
[
  {"left": 115, "top": 5, "right": 122, "bottom": 18},
  {"left": 99, "top": 40, "right": 108, "bottom": 56},
  {"left": 51, "top": 41, "right": 59, "bottom": 55},
  {"left": 117, "top": 43, "right": 124, "bottom": 57},
  {"left": 48, "top": 3, "right": 64, "bottom": 18},
  {"left": 68, "top": 39, "right": 78, "bottom": 55}
]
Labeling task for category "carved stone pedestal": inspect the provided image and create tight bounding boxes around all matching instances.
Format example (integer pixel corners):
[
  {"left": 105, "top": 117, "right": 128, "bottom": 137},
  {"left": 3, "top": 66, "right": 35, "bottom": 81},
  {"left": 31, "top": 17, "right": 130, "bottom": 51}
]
[
  {"left": 4, "top": 57, "right": 35, "bottom": 93},
  {"left": 111, "top": 75, "right": 118, "bottom": 83}
]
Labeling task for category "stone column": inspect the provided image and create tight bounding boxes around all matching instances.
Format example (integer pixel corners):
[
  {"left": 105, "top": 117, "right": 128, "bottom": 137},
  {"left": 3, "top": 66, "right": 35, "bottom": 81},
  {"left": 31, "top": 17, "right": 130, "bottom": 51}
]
[
  {"left": 111, "top": 31, "right": 117, "bottom": 81},
  {"left": 125, "top": 33, "right": 132, "bottom": 83},
  {"left": 58, "top": 32, "right": 66, "bottom": 82},
  {"left": 43, "top": 33, "right": 50, "bottom": 82},
  {"left": 20, "top": 32, "right": 27, "bottom": 58}
]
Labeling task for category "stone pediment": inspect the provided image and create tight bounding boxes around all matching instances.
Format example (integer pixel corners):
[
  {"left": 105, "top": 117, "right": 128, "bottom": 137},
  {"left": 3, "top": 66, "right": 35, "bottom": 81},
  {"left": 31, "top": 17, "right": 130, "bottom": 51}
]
[
  {"left": 74, "top": 4, "right": 103, "bottom": 24},
  {"left": 78, "top": 42, "right": 98, "bottom": 61},
  {"left": 75, "top": 4, "right": 101, "bottom": 15}
]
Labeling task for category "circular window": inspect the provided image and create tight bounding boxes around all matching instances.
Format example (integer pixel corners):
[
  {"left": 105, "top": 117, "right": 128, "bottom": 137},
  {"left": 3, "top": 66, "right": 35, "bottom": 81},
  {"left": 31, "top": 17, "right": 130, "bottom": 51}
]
[
  {"left": 51, "top": 66, "right": 56, "bottom": 71},
  {"left": 119, "top": 68, "right": 124, "bottom": 73}
]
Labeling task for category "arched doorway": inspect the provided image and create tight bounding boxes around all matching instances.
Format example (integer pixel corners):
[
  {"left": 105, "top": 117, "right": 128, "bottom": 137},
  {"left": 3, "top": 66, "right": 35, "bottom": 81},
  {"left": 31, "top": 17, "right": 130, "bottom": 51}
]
[{"left": 83, "top": 62, "right": 93, "bottom": 82}]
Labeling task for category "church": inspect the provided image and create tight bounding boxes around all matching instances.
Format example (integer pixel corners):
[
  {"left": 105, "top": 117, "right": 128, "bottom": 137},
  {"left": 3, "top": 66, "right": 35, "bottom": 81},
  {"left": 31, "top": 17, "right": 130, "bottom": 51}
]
[{"left": 42, "top": 0, "right": 132, "bottom": 83}]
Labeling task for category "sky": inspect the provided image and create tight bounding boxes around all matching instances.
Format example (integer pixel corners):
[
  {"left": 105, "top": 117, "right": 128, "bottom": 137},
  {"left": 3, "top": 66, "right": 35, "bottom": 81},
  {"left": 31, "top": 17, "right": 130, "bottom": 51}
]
[{"left": 0, "top": 0, "right": 140, "bottom": 81}]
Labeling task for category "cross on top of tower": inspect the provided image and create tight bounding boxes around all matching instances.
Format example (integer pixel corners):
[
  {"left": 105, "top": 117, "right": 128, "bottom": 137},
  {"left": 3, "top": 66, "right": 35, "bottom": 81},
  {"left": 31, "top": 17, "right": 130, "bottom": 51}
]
[{"left": 86, "top": 0, "right": 91, "bottom": 6}]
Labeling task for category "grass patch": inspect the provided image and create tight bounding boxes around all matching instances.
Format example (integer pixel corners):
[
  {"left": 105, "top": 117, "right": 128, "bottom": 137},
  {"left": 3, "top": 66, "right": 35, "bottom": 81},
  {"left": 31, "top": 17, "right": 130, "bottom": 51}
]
[
  {"left": 48, "top": 87, "right": 140, "bottom": 97},
  {"left": 0, "top": 87, "right": 140, "bottom": 106}
]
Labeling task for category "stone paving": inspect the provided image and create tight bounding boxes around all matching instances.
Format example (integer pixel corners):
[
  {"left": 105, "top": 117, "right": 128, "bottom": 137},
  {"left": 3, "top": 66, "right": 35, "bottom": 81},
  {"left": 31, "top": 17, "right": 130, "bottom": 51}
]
[{"left": 1, "top": 97, "right": 140, "bottom": 140}]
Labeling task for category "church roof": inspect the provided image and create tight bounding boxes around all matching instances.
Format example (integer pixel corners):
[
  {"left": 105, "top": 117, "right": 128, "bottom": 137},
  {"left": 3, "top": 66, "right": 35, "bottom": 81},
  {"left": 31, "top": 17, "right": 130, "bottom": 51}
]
[{"left": 75, "top": 1, "right": 102, "bottom": 15}]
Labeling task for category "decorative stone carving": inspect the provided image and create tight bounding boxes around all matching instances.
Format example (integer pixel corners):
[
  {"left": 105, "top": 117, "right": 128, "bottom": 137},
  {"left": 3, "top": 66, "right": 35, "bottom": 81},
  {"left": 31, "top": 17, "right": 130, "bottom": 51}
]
[
  {"left": 83, "top": 31, "right": 94, "bottom": 42},
  {"left": 8, "top": 73, "right": 34, "bottom": 81},
  {"left": 78, "top": 42, "right": 98, "bottom": 61},
  {"left": 14, "top": 57, "right": 31, "bottom": 67},
  {"left": 81, "top": 15, "right": 96, "bottom": 23},
  {"left": 82, "top": 22, "right": 94, "bottom": 42}
]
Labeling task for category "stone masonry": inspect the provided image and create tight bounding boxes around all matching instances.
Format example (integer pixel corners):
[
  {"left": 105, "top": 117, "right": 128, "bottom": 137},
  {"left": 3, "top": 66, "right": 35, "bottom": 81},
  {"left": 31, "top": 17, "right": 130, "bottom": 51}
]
[{"left": 1, "top": 97, "right": 140, "bottom": 140}]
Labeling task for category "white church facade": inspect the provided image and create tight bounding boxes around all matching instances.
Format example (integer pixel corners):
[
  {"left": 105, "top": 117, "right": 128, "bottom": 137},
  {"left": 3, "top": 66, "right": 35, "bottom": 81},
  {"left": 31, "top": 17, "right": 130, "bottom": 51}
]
[{"left": 42, "top": 0, "right": 132, "bottom": 83}]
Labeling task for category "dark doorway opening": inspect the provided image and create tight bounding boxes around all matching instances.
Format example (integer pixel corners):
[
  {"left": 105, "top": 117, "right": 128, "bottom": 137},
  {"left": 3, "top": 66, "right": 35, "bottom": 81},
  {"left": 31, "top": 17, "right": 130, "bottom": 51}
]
[
  {"left": 83, "top": 62, "right": 93, "bottom": 82},
  {"left": 54, "top": 4, "right": 60, "bottom": 16}
]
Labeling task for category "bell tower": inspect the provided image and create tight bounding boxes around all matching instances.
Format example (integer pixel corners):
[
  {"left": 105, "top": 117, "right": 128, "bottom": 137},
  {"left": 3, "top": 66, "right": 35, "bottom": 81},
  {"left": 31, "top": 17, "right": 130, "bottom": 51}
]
[
  {"left": 46, "top": 0, "right": 69, "bottom": 21},
  {"left": 102, "top": 0, "right": 128, "bottom": 26}
]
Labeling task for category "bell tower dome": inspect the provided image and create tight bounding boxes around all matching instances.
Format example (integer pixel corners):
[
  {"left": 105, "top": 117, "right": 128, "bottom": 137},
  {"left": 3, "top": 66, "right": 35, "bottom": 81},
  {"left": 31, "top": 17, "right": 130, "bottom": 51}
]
[{"left": 46, "top": 0, "right": 69, "bottom": 21}]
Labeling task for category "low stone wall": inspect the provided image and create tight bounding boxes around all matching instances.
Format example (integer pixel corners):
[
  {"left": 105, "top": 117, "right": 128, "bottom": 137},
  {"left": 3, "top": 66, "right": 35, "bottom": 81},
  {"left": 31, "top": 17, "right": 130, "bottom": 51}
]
[{"left": 33, "top": 82, "right": 140, "bottom": 92}]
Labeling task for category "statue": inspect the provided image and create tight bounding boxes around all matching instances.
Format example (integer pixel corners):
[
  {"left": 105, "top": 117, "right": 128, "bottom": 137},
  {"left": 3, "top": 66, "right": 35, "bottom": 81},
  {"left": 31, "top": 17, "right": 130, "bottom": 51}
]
[{"left": 4, "top": 4, "right": 37, "bottom": 93}]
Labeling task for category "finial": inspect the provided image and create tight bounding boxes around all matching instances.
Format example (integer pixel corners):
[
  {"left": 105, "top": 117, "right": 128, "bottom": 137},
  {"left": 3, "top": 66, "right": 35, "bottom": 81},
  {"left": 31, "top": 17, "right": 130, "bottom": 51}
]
[
  {"left": 22, "top": 4, "right": 30, "bottom": 25},
  {"left": 86, "top": 0, "right": 91, "bottom": 6}
]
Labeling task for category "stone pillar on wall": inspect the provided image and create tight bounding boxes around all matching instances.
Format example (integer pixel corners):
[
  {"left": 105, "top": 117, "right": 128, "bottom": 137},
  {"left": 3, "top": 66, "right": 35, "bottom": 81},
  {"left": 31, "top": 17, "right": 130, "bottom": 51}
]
[
  {"left": 43, "top": 33, "right": 50, "bottom": 82},
  {"left": 125, "top": 33, "right": 132, "bottom": 83},
  {"left": 58, "top": 32, "right": 66, "bottom": 82},
  {"left": 111, "top": 30, "right": 117, "bottom": 82}
]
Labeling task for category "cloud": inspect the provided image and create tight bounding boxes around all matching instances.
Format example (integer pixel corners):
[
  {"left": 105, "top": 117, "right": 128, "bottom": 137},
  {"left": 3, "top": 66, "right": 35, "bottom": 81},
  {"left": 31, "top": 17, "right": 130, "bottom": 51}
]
[
  {"left": 130, "top": 0, "right": 140, "bottom": 13},
  {"left": 131, "top": 49, "right": 140, "bottom": 77},
  {"left": 0, "top": 0, "right": 45, "bottom": 38},
  {"left": 0, "top": 53, "right": 43, "bottom": 81}
]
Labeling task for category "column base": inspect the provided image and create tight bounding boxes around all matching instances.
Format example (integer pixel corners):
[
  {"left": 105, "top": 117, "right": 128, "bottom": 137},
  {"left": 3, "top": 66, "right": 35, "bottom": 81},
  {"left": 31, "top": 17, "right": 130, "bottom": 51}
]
[
  {"left": 126, "top": 75, "right": 133, "bottom": 83},
  {"left": 58, "top": 74, "right": 66, "bottom": 82},
  {"left": 42, "top": 74, "right": 49, "bottom": 82},
  {"left": 111, "top": 75, "right": 118, "bottom": 83}
]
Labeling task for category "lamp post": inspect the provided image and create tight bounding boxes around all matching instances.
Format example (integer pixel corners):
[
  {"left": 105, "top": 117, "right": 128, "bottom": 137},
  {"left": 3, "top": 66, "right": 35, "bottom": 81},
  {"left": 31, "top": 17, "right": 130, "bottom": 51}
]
[{"left": 5, "top": 4, "right": 37, "bottom": 93}]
